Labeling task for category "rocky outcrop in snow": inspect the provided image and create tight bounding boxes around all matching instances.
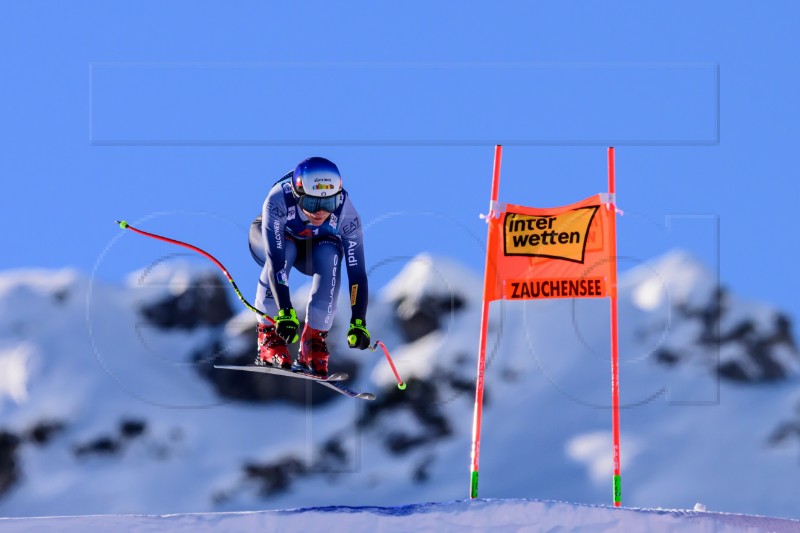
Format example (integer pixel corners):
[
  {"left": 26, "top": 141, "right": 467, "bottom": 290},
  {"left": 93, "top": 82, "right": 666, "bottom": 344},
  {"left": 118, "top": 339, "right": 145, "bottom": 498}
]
[{"left": 624, "top": 251, "right": 800, "bottom": 382}]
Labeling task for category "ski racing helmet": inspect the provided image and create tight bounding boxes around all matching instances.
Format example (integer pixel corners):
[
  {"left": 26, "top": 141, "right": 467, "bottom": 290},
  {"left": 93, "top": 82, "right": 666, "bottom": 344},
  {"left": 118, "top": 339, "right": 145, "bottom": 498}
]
[{"left": 291, "top": 157, "right": 343, "bottom": 213}]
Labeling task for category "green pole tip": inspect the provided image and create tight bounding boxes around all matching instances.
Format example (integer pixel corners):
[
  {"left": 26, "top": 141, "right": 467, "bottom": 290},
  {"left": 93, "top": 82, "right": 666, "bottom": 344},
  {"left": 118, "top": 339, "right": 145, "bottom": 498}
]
[
  {"left": 397, "top": 382, "right": 407, "bottom": 390},
  {"left": 470, "top": 471, "right": 480, "bottom": 499},
  {"left": 118, "top": 220, "right": 129, "bottom": 229}
]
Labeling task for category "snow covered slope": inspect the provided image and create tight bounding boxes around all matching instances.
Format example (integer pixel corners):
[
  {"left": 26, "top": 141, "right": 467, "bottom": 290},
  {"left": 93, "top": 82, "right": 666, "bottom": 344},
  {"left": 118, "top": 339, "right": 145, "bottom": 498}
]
[
  {"left": 2, "top": 499, "right": 799, "bottom": 533},
  {"left": 0, "top": 251, "right": 798, "bottom": 520}
]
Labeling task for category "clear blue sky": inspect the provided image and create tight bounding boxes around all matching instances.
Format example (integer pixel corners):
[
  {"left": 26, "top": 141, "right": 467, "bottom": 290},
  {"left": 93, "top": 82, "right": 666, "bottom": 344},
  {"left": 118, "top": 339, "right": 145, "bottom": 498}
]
[{"left": 1, "top": 2, "right": 798, "bottom": 322}]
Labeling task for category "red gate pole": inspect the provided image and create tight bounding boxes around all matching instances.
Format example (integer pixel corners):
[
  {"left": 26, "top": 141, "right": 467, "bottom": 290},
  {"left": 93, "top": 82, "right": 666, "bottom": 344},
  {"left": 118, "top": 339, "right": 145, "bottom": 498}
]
[
  {"left": 607, "top": 147, "right": 622, "bottom": 507},
  {"left": 470, "top": 145, "right": 503, "bottom": 499}
]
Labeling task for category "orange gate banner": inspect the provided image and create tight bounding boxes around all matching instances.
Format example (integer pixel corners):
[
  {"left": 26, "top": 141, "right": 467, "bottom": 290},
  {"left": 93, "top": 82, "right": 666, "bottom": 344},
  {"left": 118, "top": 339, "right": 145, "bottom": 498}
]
[{"left": 483, "top": 194, "right": 616, "bottom": 302}]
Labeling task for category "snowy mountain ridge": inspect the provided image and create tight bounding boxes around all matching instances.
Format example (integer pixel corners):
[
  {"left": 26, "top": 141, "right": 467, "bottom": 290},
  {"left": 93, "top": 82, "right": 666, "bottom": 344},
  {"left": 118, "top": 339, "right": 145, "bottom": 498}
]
[{"left": 1, "top": 250, "right": 799, "bottom": 520}]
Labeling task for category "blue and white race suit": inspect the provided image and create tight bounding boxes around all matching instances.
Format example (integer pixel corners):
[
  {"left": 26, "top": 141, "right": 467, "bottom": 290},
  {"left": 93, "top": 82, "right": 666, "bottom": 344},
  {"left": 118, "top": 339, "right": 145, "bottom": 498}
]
[{"left": 249, "top": 172, "right": 368, "bottom": 331}]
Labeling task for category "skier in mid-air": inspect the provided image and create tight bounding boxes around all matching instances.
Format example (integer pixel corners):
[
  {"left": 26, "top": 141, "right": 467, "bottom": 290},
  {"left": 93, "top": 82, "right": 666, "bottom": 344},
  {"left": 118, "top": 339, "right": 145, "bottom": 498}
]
[{"left": 248, "top": 157, "right": 371, "bottom": 376}]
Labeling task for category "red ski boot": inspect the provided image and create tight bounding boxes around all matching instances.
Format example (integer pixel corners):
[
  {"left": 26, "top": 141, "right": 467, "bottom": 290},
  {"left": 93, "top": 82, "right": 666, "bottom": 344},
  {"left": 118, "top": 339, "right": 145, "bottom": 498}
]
[
  {"left": 256, "top": 323, "right": 291, "bottom": 369},
  {"left": 296, "top": 325, "right": 330, "bottom": 376}
]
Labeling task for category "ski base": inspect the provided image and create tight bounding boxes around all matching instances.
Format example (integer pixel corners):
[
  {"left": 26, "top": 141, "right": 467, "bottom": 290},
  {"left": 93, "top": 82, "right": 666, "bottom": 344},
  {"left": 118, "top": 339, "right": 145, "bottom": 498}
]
[
  {"left": 316, "top": 380, "right": 376, "bottom": 401},
  {"left": 214, "top": 364, "right": 348, "bottom": 382},
  {"left": 214, "top": 364, "right": 375, "bottom": 400}
]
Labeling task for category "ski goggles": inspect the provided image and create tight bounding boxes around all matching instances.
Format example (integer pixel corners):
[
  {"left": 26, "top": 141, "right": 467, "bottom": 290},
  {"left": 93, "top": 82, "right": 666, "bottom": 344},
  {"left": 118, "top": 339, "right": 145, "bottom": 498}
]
[{"left": 297, "top": 193, "right": 342, "bottom": 213}]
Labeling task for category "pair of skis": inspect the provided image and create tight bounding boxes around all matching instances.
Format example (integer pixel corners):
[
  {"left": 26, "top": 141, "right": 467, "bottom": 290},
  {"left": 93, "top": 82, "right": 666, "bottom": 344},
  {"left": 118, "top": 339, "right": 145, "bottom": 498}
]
[{"left": 214, "top": 364, "right": 376, "bottom": 400}]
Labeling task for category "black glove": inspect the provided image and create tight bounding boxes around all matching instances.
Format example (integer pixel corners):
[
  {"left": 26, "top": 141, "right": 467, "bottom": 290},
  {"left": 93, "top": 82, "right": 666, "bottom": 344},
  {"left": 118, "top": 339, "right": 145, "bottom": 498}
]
[
  {"left": 347, "top": 318, "right": 371, "bottom": 350},
  {"left": 274, "top": 308, "right": 299, "bottom": 343}
]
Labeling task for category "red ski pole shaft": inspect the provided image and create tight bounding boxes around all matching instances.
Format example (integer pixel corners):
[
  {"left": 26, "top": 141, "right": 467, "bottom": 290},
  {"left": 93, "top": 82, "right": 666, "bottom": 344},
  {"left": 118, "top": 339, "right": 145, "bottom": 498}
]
[
  {"left": 116, "top": 220, "right": 274, "bottom": 324},
  {"left": 371, "top": 341, "right": 405, "bottom": 390}
]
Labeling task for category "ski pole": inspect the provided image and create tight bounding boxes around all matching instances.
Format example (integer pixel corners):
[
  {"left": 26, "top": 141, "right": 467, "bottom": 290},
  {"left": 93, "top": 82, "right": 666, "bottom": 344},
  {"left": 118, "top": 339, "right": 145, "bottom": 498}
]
[
  {"left": 367, "top": 340, "right": 406, "bottom": 390},
  {"left": 115, "top": 220, "right": 274, "bottom": 324}
]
